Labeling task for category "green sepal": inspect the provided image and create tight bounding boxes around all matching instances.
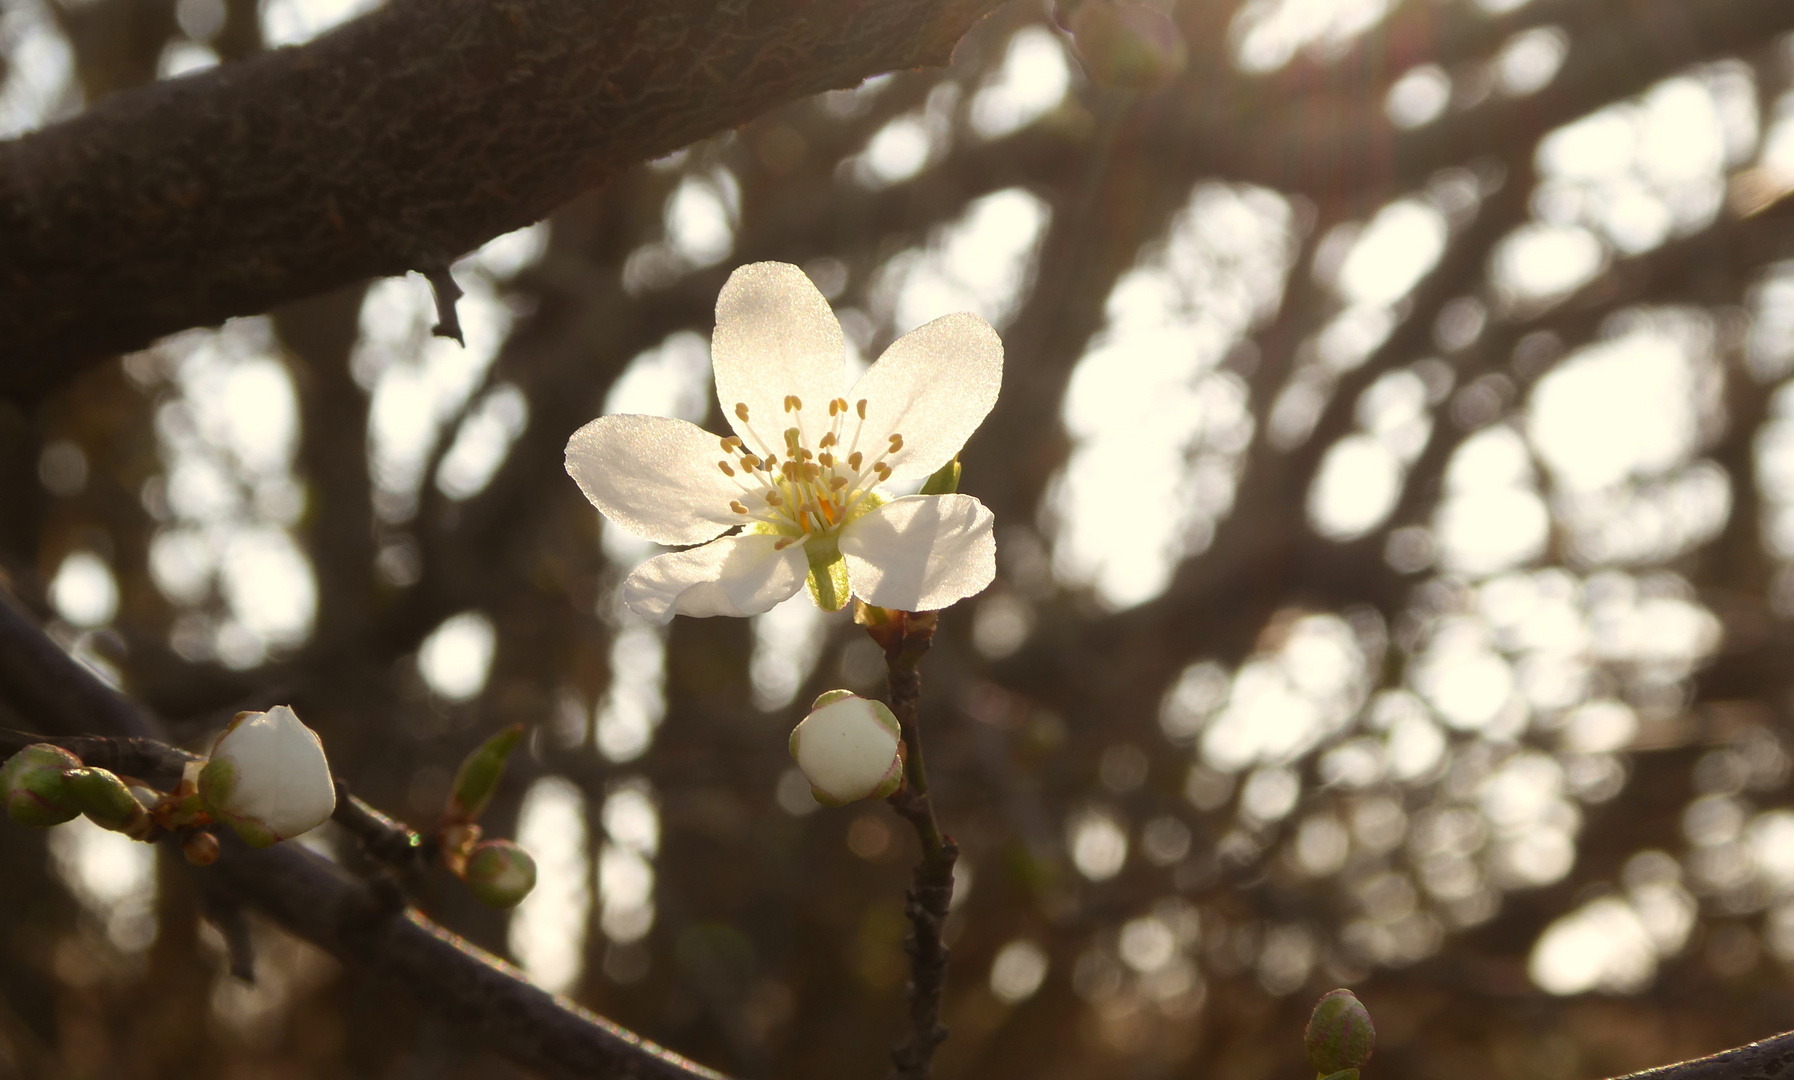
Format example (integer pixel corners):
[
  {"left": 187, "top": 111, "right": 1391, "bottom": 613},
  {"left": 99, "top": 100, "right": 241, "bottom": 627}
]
[
  {"left": 810, "top": 689, "right": 857, "bottom": 711},
  {"left": 446, "top": 724, "right": 525, "bottom": 825},
  {"left": 805, "top": 539, "right": 851, "bottom": 612},
  {"left": 919, "top": 456, "right": 961, "bottom": 495}
]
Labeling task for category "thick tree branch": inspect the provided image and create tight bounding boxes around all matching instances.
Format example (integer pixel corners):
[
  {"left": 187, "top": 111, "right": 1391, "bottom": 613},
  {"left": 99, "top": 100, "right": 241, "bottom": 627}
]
[
  {"left": 0, "top": 593, "right": 728, "bottom": 1080},
  {"left": 0, "top": 0, "right": 1008, "bottom": 397}
]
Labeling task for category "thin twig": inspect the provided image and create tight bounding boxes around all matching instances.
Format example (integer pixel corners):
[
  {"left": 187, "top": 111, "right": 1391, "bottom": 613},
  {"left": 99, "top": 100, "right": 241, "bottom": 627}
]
[{"left": 875, "top": 610, "right": 957, "bottom": 1080}]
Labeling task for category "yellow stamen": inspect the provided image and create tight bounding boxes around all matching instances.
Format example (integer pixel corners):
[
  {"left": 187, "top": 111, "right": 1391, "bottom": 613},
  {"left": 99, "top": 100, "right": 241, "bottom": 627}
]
[
  {"left": 848, "top": 451, "right": 863, "bottom": 471},
  {"left": 735, "top": 402, "right": 750, "bottom": 422},
  {"left": 730, "top": 501, "right": 749, "bottom": 514},
  {"left": 718, "top": 460, "right": 735, "bottom": 476},
  {"left": 856, "top": 399, "right": 868, "bottom": 420},
  {"left": 888, "top": 433, "right": 904, "bottom": 453}
]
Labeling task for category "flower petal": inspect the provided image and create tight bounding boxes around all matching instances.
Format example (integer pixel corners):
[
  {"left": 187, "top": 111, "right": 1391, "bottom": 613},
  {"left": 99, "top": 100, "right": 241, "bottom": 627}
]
[
  {"left": 712, "top": 262, "right": 846, "bottom": 453},
  {"left": 846, "top": 312, "right": 1002, "bottom": 482},
  {"left": 565, "top": 414, "right": 744, "bottom": 545},
  {"left": 839, "top": 494, "right": 996, "bottom": 611},
  {"left": 622, "top": 534, "right": 809, "bottom": 624}
]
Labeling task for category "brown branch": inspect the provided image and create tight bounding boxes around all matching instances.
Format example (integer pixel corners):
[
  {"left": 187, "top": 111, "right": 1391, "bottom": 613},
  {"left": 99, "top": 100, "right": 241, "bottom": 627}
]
[
  {"left": 0, "top": 0, "right": 1009, "bottom": 398},
  {"left": 873, "top": 610, "right": 958, "bottom": 1080},
  {"left": 1612, "top": 1030, "right": 1794, "bottom": 1080},
  {"left": 0, "top": 593, "right": 729, "bottom": 1080}
]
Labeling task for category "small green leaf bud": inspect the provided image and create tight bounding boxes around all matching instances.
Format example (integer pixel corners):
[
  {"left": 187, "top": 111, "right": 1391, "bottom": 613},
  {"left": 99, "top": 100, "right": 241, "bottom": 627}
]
[
  {"left": 462, "top": 839, "right": 537, "bottom": 907},
  {"left": 445, "top": 724, "right": 525, "bottom": 825},
  {"left": 1, "top": 744, "right": 82, "bottom": 827},
  {"left": 789, "top": 692, "right": 904, "bottom": 806},
  {"left": 65, "top": 767, "right": 149, "bottom": 836},
  {"left": 919, "top": 456, "right": 961, "bottom": 496},
  {"left": 1306, "top": 988, "right": 1375, "bottom": 1077}
]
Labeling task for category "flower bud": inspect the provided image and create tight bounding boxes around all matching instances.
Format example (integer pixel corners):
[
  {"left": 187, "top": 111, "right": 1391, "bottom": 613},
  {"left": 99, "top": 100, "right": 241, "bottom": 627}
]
[
  {"left": 462, "top": 839, "right": 537, "bottom": 907},
  {"left": 182, "top": 830, "right": 221, "bottom": 866},
  {"left": 788, "top": 691, "right": 904, "bottom": 806},
  {"left": 65, "top": 767, "right": 149, "bottom": 836},
  {"left": 199, "top": 705, "right": 336, "bottom": 849},
  {"left": 1068, "top": 2, "right": 1188, "bottom": 90},
  {"left": 1306, "top": 988, "right": 1375, "bottom": 1077},
  {"left": 2, "top": 744, "right": 82, "bottom": 827},
  {"left": 444, "top": 724, "right": 524, "bottom": 825}
]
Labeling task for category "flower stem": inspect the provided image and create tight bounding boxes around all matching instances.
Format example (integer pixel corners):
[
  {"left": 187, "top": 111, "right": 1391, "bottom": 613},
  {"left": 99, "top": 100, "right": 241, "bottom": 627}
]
[{"left": 872, "top": 609, "right": 957, "bottom": 1080}]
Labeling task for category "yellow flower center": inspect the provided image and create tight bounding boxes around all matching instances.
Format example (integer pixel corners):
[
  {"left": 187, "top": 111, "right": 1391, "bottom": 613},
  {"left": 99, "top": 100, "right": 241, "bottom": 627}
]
[{"left": 714, "top": 395, "right": 902, "bottom": 547}]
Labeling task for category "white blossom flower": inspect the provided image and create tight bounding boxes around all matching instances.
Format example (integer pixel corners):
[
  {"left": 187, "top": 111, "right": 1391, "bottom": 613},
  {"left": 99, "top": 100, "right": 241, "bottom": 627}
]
[
  {"left": 565, "top": 262, "right": 1002, "bottom": 622},
  {"left": 789, "top": 691, "right": 905, "bottom": 805},
  {"left": 198, "top": 704, "right": 336, "bottom": 847}
]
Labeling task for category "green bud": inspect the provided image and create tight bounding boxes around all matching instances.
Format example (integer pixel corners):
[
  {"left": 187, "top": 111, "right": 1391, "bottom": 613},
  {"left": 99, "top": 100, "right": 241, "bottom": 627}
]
[
  {"left": 1306, "top": 989, "right": 1375, "bottom": 1077},
  {"left": 65, "top": 767, "right": 148, "bottom": 835},
  {"left": 445, "top": 724, "right": 525, "bottom": 825},
  {"left": 463, "top": 840, "right": 537, "bottom": 907},
  {"left": 919, "top": 456, "right": 961, "bottom": 496},
  {"left": 2, "top": 744, "right": 82, "bottom": 827}
]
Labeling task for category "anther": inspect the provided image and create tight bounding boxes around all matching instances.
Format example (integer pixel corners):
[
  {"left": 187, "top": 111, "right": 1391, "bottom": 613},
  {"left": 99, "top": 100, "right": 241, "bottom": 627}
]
[
  {"left": 784, "top": 395, "right": 802, "bottom": 412},
  {"left": 720, "top": 436, "right": 742, "bottom": 452},
  {"left": 888, "top": 434, "right": 904, "bottom": 453},
  {"left": 830, "top": 477, "right": 849, "bottom": 490},
  {"left": 735, "top": 403, "right": 750, "bottom": 422},
  {"left": 819, "top": 432, "right": 837, "bottom": 448},
  {"left": 740, "top": 454, "right": 761, "bottom": 469},
  {"left": 818, "top": 452, "right": 834, "bottom": 467},
  {"left": 836, "top": 397, "right": 850, "bottom": 413},
  {"left": 828, "top": 399, "right": 841, "bottom": 417},
  {"left": 804, "top": 463, "right": 822, "bottom": 481},
  {"left": 730, "top": 501, "right": 749, "bottom": 514},
  {"left": 718, "top": 460, "right": 736, "bottom": 477},
  {"left": 874, "top": 462, "right": 892, "bottom": 480},
  {"left": 856, "top": 399, "right": 868, "bottom": 419},
  {"left": 785, "top": 427, "right": 801, "bottom": 446},
  {"left": 848, "top": 451, "right": 863, "bottom": 471},
  {"left": 765, "top": 492, "right": 783, "bottom": 506},
  {"left": 798, "top": 448, "right": 813, "bottom": 462}
]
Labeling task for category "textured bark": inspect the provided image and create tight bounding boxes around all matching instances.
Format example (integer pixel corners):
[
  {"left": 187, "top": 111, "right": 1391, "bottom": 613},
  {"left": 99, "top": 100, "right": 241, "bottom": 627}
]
[{"left": 0, "top": 0, "right": 1006, "bottom": 397}]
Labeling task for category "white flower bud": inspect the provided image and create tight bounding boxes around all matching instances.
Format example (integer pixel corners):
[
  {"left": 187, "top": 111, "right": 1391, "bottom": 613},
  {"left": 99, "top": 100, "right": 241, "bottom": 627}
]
[
  {"left": 198, "top": 705, "right": 336, "bottom": 848},
  {"left": 788, "top": 691, "right": 904, "bottom": 806}
]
